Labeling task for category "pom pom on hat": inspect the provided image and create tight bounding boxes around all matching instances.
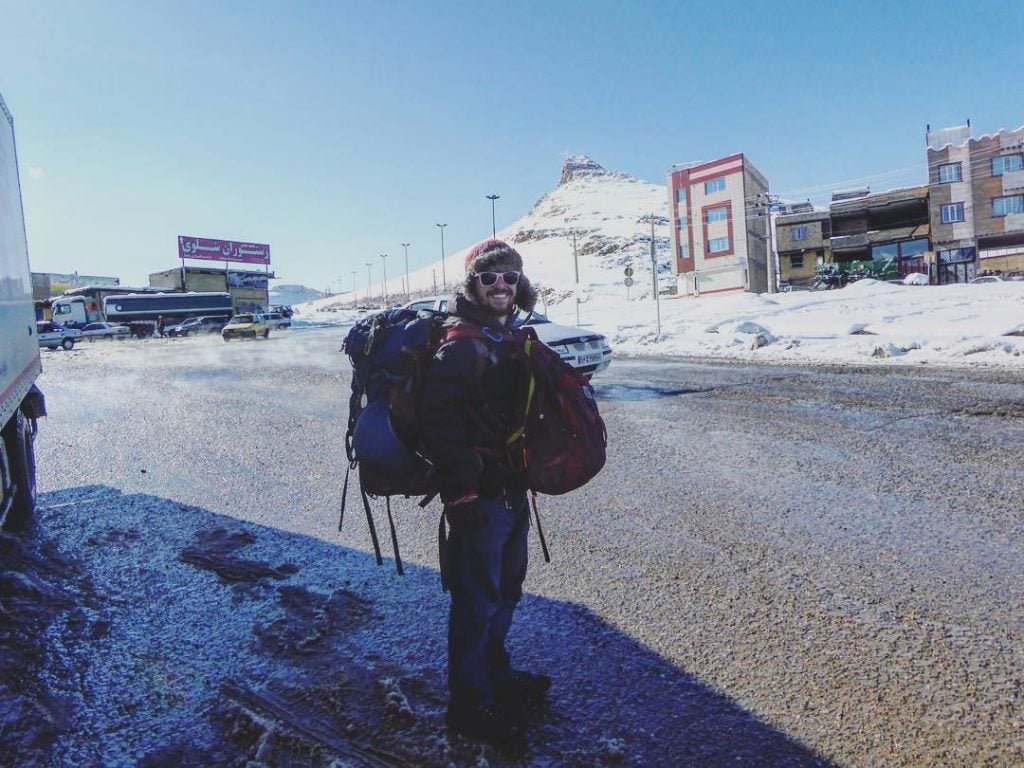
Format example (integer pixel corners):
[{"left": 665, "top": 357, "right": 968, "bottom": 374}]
[{"left": 464, "top": 239, "right": 523, "bottom": 274}]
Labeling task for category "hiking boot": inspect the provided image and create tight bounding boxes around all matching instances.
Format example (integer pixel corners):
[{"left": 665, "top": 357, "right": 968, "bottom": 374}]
[
  {"left": 445, "top": 698, "right": 527, "bottom": 755},
  {"left": 499, "top": 670, "right": 552, "bottom": 708}
]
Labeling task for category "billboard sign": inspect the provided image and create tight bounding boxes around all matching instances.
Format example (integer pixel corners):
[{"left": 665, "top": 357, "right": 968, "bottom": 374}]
[
  {"left": 227, "top": 271, "right": 268, "bottom": 290},
  {"left": 178, "top": 235, "right": 270, "bottom": 265}
]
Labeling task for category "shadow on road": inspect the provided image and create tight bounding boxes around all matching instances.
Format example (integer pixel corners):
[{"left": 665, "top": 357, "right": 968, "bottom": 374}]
[{"left": 2, "top": 485, "right": 834, "bottom": 767}]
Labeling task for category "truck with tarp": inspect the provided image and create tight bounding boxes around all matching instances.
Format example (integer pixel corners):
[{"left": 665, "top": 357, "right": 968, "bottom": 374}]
[
  {"left": 0, "top": 91, "right": 46, "bottom": 528},
  {"left": 51, "top": 289, "right": 234, "bottom": 336}
]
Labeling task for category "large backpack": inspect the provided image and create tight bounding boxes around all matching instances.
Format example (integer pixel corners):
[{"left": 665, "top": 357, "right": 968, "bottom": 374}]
[
  {"left": 507, "top": 326, "right": 607, "bottom": 495},
  {"left": 340, "top": 309, "right": 607, "bottom": 579},
  {"left": 340, "top": 308, "right": 484, "bottom": 574}
]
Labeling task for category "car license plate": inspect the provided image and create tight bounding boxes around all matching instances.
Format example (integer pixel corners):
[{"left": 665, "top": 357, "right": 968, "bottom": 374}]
[{"left": 577, "top": 353, "right": 602, "bottom": 366}]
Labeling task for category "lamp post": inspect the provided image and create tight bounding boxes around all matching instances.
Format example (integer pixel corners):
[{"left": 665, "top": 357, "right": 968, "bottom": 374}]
[
  {"left": 486, "top": 194, "right": 500, "bottom": 237},
  {"left": 380, "top": 253, "right": 389, "bottom": 307},
  {"left": 365, "top": 262, "right": 373, "bottom": 306},
  {"left": 351, "top": 271, "right": 357, "bottom": 308},
  {"left": 436, "top": 223, "right": 447, "bottom": 289},
  {"left": 401, "top": 242, "right": 410, "bottom": 299}
]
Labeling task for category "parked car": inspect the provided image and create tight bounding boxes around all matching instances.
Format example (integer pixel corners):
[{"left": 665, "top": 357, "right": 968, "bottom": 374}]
[
  {"left": 166, "top": 316, "right": 228, "bottom": 337},
  {"left": 80, "top": 321, "right": 131, "bottom": 341},
  {"left": 261, "top": 311, "right": 291, "bottom": 330},
  {"left": 36, "top": 320, "right": 82, "bottom": 350},
  {"left": 401, "top": 297, "right": 613, "bottom": 378},
  {"left": 222, "top": 313, "right": 269, "bottom": 341},
  {"left": 969, "top": 275, "right": 1005, "bottom": 284}
]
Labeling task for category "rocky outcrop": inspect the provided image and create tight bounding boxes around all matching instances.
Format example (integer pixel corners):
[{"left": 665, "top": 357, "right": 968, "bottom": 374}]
[{"left": 560, "top": 155, "right": 610, "bottom": 185}]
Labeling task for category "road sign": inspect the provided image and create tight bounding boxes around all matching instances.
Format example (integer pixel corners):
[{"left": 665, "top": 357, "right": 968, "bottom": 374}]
[
  {"left": 624, "top": 267, "right": 634, "bottom": 277},
  {"left": 624, "top": 277, "right": 634, "bottom": 287}
]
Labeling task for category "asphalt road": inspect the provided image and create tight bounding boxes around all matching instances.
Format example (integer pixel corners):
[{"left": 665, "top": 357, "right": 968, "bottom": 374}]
[{"left": 24, "top": 328, "right": 1024, "bottom": 766}]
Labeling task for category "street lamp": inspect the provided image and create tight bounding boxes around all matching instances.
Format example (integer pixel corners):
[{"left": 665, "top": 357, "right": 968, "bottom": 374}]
[
  {"left": 436, "top": 223, "right": 447, "bottom": 289},
  {"left": 401, "top": 242, "right": 410, "bottom": 299},
  {"left": 380, "top": 253, "right": 389, "bottom": 307},
  {"left": 351, "top": 270, "right": 357, "bottom": 308},
  {"left": 365, "top": 262, "right": 373, "bottom": 306},
  {"left": 486, "top": 194, "right": 500, "bottom": 238}
]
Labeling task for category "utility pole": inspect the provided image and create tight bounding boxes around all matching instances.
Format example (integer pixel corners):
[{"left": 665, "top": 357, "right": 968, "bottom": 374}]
[
  {"left": 572, "top": 230, "right": 580, "bottom": 326},
  {"left": 365, "top": 262, "right": 373, "bottom": 306},
  {"left": 351, "top": 271, "right": 357, "bottom": 308},
  {"left": 649, "top": 214, "right": 661, "bottom": 336},
  {"left": 380, "top": 253, "right": 389, "bottom": 307},
  {"left": 486, "top": 194, "right": 500, "bottom": 238},
  {"left": 758, "top": 192, "right": 780, "bottom": 293},
  {"left": 401, "top": 242, "right": 410, "bottom": 300},
  {"left": 436, "top": 223, "right": 447, "bottom": 290}
]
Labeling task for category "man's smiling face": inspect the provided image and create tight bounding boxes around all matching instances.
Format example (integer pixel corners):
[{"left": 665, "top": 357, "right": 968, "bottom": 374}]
[{"left": 472, "top": 265, "right": 520, "bottom": 317}]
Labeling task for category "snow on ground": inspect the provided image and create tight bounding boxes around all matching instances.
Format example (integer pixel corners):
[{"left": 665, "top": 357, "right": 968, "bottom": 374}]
[
  {"left": 295, "top": 278, "right": 1024, "bottom": 370},
  {"left": 288, "top": 156, "right": 1024, "bottom": 371}
]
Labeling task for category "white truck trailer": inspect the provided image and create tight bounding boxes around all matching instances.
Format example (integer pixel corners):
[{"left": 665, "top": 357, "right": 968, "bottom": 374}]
[{"left": 0, "top": 92, "right": 45, "bottom": 528}]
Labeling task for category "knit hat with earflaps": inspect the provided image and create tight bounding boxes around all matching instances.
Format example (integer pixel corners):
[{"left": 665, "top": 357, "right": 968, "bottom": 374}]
[
  {"left": 461, "top": 238, "right": 536, "bottom": 313},
  {"left": 463, "top": 239, "right": 524, "bottom": 274}
]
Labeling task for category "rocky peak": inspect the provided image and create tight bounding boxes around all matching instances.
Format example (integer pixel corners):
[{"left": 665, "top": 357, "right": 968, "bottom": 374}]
[{"left": 560, "top": 155, "right": 608, "bottom": 185}]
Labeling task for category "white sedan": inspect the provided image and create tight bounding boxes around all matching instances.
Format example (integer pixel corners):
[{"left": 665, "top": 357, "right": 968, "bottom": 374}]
[
  {"left": 402, "top": 296, "right": 613, "bottom": 378},
  {"left": 80, "top": 322, "right": 131, "bottom": 340},
  {"left": 36, "top": 320, "right": 82, "bottom": 350}
]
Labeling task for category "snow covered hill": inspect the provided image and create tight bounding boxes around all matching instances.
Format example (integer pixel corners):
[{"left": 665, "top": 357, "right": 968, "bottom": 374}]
[{"left": 301, "top": 155, "right": 672, "bottom": 314}]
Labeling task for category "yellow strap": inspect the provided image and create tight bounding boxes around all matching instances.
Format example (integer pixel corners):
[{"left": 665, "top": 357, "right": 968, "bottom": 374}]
[{"left": 506, "top": 337, "right": 535, "bottom": 449}]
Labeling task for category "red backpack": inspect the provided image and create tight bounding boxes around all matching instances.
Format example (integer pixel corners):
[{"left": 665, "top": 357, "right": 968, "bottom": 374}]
[{"left": 508, "top": 326, "right": 607, "bottom": 495}]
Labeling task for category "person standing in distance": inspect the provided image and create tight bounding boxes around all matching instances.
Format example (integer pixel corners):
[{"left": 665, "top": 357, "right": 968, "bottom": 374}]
[{"left": 419, "top": 239, "right": 551, "bottom": 753}]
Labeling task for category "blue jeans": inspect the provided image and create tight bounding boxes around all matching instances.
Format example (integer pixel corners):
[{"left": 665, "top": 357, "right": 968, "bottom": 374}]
[{"left": 445, "top": 489, "right": 530, "bottom": 704}]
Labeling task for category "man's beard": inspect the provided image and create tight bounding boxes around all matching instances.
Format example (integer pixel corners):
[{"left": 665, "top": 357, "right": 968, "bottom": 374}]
[{"left": 475, "top": 286, "right": 515, "bottom": 316}]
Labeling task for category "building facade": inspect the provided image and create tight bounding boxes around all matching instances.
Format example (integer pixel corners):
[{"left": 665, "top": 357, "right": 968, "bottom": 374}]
[
  {"left": 927, "top": 123, "right": 1024, "bottom": 283},
  {"left": 828, "top": 185, "right": 930, "bottom": 277},
  {"left": 149, "top": 265, "right": 274, "bottom": 312},
  {"left": 668, "top": 154, "right": 770, "bottom": 296},
  {"left": 774, "top": 203, "right": 831, "bottom": 287}
]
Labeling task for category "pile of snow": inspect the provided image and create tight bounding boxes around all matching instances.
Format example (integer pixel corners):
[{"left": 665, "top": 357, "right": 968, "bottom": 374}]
[{"left": 296, "top": 278, "right": 1024, "bottom": 369}]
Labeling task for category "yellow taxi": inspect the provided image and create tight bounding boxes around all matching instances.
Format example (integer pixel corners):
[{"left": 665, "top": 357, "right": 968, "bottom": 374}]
[{"left": 221, "top": 313, "right": 270, "bottom": 341}]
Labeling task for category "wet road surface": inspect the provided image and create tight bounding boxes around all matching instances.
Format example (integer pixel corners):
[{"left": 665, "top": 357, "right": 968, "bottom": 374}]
[{"left": 22, "top": 332, "right": 1024, "bottom": 766}]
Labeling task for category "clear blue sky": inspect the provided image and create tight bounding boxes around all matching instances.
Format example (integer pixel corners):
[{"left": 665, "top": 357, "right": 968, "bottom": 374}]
[{"left": 2, "top": 0, "right": 1022, "bottom": 292}]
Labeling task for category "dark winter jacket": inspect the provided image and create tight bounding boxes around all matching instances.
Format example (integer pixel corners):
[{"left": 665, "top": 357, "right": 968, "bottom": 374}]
[{"left": 419, "top": 294, "right": 531, "bottom": 501}]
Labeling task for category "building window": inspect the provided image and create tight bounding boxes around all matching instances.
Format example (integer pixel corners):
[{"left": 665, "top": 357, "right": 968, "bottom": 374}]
[
  {"left": 937, "top": 247, "right": 976, "bottom": 264},
  {"left": 872, "top": 243, "right": 899, "bottom": 261},
  {"left": 790, "top": 254, "right": 804, "bottom": 269},
  {"left": 676, "top": 188, "right": 686, "bottom": 203},
  {"left": 992, "top": 154, "right": 1023, "bottom": 176},
  {"left": 938, "top": 162, "right": 962, "bottom": 183},
  {"left": 706, "top": 206, "right": 728, "bottom": 223},
  {"left": 704, "top": 177, "right": 725, "bottom": 194},
  {"left": 899, "top": 238, "right": 929, "bottom": 258},
  {"left": 678, "top": 216, "right": 688, "bottom": 229},
  {"left": 790, "top": 225, "right": 808, "bottom": 241},
  {"left": 940, "top": 203, "right": 965, "bottom": 223},
  {"left": 708, "top": 236, "right": 730, "bottom": 253},
  {"left": 993, "top": 195, "right": 1024, "bottom": 217},
  {"left": 679, "top": 244, "right": 690, "bottom": 259}
]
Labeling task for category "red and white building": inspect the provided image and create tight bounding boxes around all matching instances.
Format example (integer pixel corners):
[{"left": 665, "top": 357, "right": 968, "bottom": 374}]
[{"left": 667, "top": 153, "right": 770, "bottom": 296}]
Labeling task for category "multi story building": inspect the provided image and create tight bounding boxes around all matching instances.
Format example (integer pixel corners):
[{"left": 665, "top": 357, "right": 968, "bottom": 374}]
[
  {"left": 774, "top": 203, "right": 831, "bottom": 287},
  {"left": 927, "top": 123, "right": 1024, "bottom": 283},
  {"left": 667, "top": 154, "right": 769, "bottom": 296},
  {"left": 828, "top": 185, "right": 930, "bottom": 278}
]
